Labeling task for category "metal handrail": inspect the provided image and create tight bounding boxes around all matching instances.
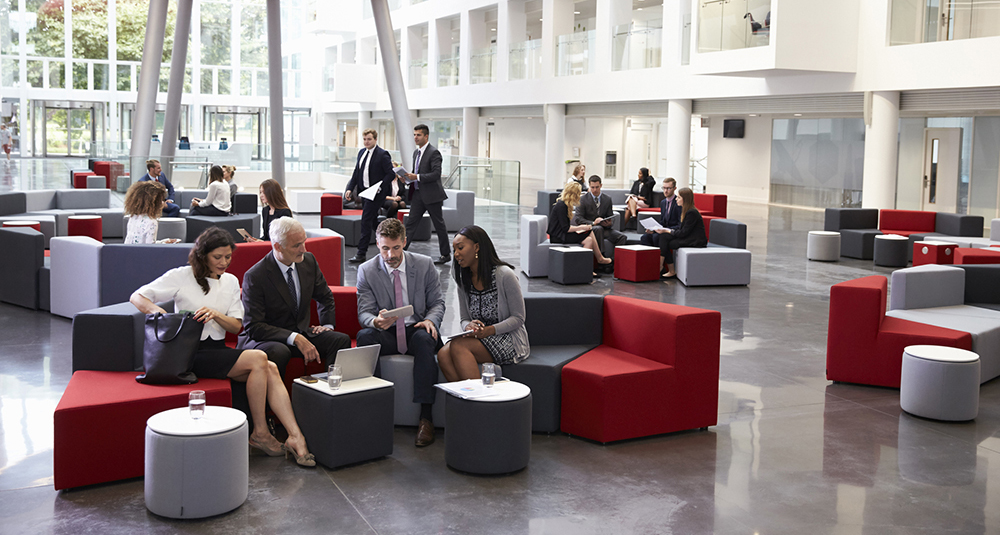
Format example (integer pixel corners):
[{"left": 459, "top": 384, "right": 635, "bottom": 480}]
[{"left": 442, "top": 162, "right": 491, "bottom": 189}]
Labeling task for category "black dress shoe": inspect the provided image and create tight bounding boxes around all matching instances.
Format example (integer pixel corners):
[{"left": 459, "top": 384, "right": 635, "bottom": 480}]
[
  {"left": 415, "top": 418, "right": 435, "bottom": 447},
  {"left": 434, "top": 255, "right": 450, "bottom": 264},
  {"left": 348, "top": 254, "right": 366, "bottom": 263}
]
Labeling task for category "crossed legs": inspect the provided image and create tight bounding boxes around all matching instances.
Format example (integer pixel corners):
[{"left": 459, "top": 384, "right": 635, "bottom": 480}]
[{"left": 438, "top": 337, "right": 494, "bottom": 382}]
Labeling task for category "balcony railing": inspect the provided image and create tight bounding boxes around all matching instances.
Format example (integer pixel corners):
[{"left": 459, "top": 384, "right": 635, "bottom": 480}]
[
  {"left": 408, "top": 60, "right": 428, "bottom": 89},
  {"left": 612, "top": 22, "right": 663, "bottom": 71},
  {"left": 437, "top": 55, "right": 459, "bottom": 87},
  {"left": 890, "top": 0, "right": 1000, "bottom": 45},
  {"left": 509, "top": 39, "right": 542, "bottom": 80},
  {"left": 556, "top": 30, "right": 595, "bottom": 76},
  {"left": 698, "top": 0, "right": 770, "bottom": 53},
  {"left": 470, "top": 46, "right": 496, "bottom": 84}
]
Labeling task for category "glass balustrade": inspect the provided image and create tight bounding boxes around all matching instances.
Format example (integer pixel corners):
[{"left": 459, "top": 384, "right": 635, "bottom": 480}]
[
  {"left": 556, "top": 31, "right": 595, "bottom": 76},
  {"left": 698, "top": 0, "right": 770, "bottom": 53},
  {"left": 408, "top": 60, "right": 428, "bottom": 89},
  {"left": 470, "top": 46, "right": 496, "bottom": 84},
  {"left": 437, "top": 55, "right": 459, "bottom": 87},
  {"left": 509, "top": 39, "right": 542, "bottom": 80},
  {"left": 612, "top": 22, "right": 663, "bottom": 71},
  {"left": 890, "top": 0, "right": 1000, "bottom": 45}
]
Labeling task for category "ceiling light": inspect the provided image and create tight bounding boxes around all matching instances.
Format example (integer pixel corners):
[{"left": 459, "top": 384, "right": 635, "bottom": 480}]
[
  {"left": 748, "top": 114, "right": 757, "bottom": 117},
  {"left": 637, "top": 7, "right": 643, "bottom": 10},
  {"left": 793, "top": 113, "right": 802, "bottom": 117},
  {"left": 491, "top": 28, "right": 496, "bottom": 31},
  {"left": 574, "top": 11, "right": 580, "bottom": 14},
  {"left": 539, "top": 18, "right": 543, "bottom": 21}
]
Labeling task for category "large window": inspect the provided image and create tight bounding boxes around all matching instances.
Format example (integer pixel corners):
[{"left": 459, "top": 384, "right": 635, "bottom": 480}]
[{"left": 890, "top": 0, "right": 1000, "bottom": 45}]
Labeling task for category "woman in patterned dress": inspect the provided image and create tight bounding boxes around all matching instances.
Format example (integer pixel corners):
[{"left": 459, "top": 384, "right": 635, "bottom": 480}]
[{"left": 437, "top": 225, "right": 529, "bottom": 381}]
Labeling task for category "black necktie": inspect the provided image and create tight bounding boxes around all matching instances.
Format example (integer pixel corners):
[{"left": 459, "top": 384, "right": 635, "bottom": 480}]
[
  {"left": 359, "top": 150, "right": 370, "bottom": 186},
  {"left": 286, "top": 267, "right": 297, "bottom": 312}
]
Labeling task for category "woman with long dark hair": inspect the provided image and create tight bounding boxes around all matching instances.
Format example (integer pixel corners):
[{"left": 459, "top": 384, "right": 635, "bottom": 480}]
[
  {"left": 649, "top": 187, "right": 707, "bottom": 279},
  {"left": 244, "top": 179, "right": 293, "bottom": 242},
  {"left": 190, "top": 165, "right": 232, "bottom": 216},
  {"left": 437, "top": 225, "right": 529, "bottom": 381},
  {"left": 623, "top": 167, "right": 656, "bottom": 226},
  {"left": 130, "top": 227, "right": 316, "bottom": 467}
]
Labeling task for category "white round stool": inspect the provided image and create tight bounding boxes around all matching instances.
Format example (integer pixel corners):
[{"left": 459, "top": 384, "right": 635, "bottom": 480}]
[
  {"left": 900, "top": 345, "right": 980, "bottom": 421},
  {"left": 807, "top": 231, "right": 840, "bottom": 261}
]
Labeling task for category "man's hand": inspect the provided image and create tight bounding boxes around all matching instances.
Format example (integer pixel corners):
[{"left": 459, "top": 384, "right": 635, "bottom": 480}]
[
  {"left": 656, "top": 228, "right": 671, "bottom": 234},
  {"left": 294, "top": 334, "right": 321, "bottom": 364},
  {"left": 593, "top": 217, "right": 604, "bottom": 226},
  {"left": 344, "top": 190, "right": 352, "bottom": 201},
  {"left": 310, "top": 325, "right": 332, "bottom": 334},
  {"left": 166, "top": 199, "right": 174, "bottom": 204},
  {"left": 415, "top": 319, "right": 438, "bottom": 340},
  {"left": 372, "top": 309, "right": 397, "bottom": 330},
  {"left": 405, "top": 172, "right": 418, "bottom": 182}
]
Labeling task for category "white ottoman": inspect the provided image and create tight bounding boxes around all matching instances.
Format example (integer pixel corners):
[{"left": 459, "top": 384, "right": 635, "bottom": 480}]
[
  {"left": 145, "top": 406, "right": 248, "bottom": 519},
  {"left": 807, "top": 230, "right": 840, "bottom": 261},
  {"left": 900, "top": 345, "right": 980, "bottom": 421}
]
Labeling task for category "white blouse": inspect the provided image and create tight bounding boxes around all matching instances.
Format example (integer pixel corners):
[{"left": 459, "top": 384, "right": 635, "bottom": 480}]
[
  {"left": 197, "top": 181, "right": 232, "bottom": 212},
  {"left": 125, "top": 214, "right": 158, "bottom": 244},
  {"left": 136, "top": 266, "right": 244, "bottom": 341}
]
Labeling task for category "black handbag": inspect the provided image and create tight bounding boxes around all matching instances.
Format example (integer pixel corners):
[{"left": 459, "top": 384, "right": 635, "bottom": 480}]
[{"left": 136, "top": 312, "right": 203, "bottom": 385}]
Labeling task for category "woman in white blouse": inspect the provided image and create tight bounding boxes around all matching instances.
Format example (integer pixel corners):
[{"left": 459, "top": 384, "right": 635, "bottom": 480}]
[
  {"left": 190, "top": 165, "right": 232, "bottom": 216},
  {"left": 123, "top": 180, "right": 180, "bottom": 244},
  {"left": 130, "top": 227, "right": 315, "bottom": 467}
]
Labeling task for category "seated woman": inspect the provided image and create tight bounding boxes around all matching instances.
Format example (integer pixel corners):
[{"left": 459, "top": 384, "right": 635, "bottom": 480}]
[
  {"left": 647, "top": 187, "right": 707, "bottom": 279},
  {"left": 190, "top": 165, "right": 232, "bottom": 217},
  {"left": 382, "top": 174, "right": 407, "bottom": 219},
  {"left": 547, "top": 182, "right": 612, "bottom": 270},
  {"left": 623, "top": 167, "right": 656, "bottom": 226},
  {"left": 244, "top": 179, "right": 292, "bottom": 242},
  {"left": 129, "top": 227, "right": 316, "bottom": 467},
  {"left": 123, "top": 180, "right": 180, "bottom": 244},
  {"left": 437, "top": 225, "right": 529, "bottom": 381},
  {"left": 567, "top": 163, "right": 586, "bottom": 191},
  {"left": 223, "top": 165, "right": 238, "bottom": 214}
]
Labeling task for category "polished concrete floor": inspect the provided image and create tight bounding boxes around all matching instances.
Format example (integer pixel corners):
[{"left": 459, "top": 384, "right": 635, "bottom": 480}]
[{"left": 3, "top": 158, "right": 1000, "bottom": 534}]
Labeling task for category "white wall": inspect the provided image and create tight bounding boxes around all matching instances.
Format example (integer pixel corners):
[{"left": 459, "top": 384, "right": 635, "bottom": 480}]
[
  {"left": 487, "top": 117, "right": 547, "bottom": 182},
  {"left": 706, "top": 115, "right": 771, "bottom": 203}
]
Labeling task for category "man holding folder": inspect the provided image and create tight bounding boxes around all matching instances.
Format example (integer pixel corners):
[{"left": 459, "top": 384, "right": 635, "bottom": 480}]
[{"left": 345, "top": 128, "right": 395, "bottom": 263}]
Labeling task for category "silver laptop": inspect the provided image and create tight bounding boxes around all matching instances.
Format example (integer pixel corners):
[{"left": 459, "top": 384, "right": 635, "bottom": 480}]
[{"left": 331, "top": 344, "right": 380, "bottom": 382}]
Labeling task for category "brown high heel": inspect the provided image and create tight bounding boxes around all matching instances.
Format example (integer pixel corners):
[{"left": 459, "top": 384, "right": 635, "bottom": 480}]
[
  {"left": 285, "top": 441, "right": 316, "bottom": 467},
  {"left": 249, "top": 436, "right": 284, "bottom": 457}
]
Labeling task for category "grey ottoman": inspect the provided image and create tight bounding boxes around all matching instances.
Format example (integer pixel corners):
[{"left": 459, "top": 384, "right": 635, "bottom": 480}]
[
  {"left": 144, "top": 406, "right": 248, "bottom": 519},
  {"left": 322, "top": 214, "right": 384, "bottom": 247},
  {"left": 548, "top": 246, "right": 592, "bottom": 285},
  {"left": 840, "top": 228, "right": 882, "bottom": 259},
  {"left": 444, "top": 381, "right": 532, "bottom": 474},
  {"left": 185, "top": 213, "right": 260, "bottom": 243},
  {"left": 874, "top": 234, "right": 909, "bottom": 267},
  {"left": 291, "top": 378, "right": 394, "bottom": 469},
  {"left": 87, "top": 175, "right": 106, "bottom": 189},
  {"left": 900, "top": 345, "right": 980, "bottom": 421},
  {"left": 399, "top": 211, "right": 432, "bottom": 241},
  {"left": 807, "top": 231, "right": 840, "bottom": 261},
  {"left": 377, "top": 353, "right": 446, "bottom": 426}
]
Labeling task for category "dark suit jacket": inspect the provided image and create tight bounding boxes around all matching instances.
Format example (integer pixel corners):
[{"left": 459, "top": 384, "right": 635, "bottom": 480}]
[
  {"left": 411, "top": 143, "right": 447, "bottom": 204},
  {"left": 660, "top": 196, "right": 682, "bottom": 230},
  {"left": 345, "top": 145, "right": 394, "bottom": 204},
  {"left": 239, "top": 251, "right": 336, "bottom": 345},
  {"left": 672, "top": 209, "right": 708, "bottom": 248},
  {"left": 139, "top": 173, "right": 176, "bottom": 202},
  {"left": 573, "top": 192, "right": 614, "bottom": 226},
  {"left": 355, "top": 252, "right": 445, "bottom": 330}
]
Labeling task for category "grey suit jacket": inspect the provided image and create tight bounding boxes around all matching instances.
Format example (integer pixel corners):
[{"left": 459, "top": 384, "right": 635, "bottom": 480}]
[
  {"left": 356, "top": 251, "right": 445, "bottom": 330},
  {"left": 573, "top": 192, "right": 614, "bottom": 226},
  {"left": 412, "top": 143, "right": 447, "bottom": 204}
]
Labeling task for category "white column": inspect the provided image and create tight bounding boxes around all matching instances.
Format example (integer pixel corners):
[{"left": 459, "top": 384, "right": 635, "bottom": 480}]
[
  {"left": 544, "top": 103, "right": 566, "bottom": 189},
  {"left": 596, "top": 0, "right": 631, "bottom": 73},
  {"left": 130, "top": 0, "right": 169, "bottom": 179},
  {"left": 497, "top": 1, "right": 511, "bottom": 82},
  {"left": 862, "top": 91, "right": 901, "bottom": 209},
  {"left": 462, "top": 107, "right": 479, "bottom": 157},
  {"left": 372, "top": 0, "right": 416, "bottom": 167},
  {"left": 358, "top": 111, "right": 371, "bottom": 147},
  {"left": 266, "top": 0, "right": 285, "bottom": 185},
  {"left": 666, "top": 99, "right": 692, "bottom": 189},
  {"left": 541, "top": 0, "right": 573, "bottom": 78},
  {"left": 162, "top": 0, "right": 193, "bottom": 161},
  {"left": 459, "top": 10, "right": 472, "bottom": 86},
  {"left": 428, "top": 19, "right": 441, "bottom": 87}
]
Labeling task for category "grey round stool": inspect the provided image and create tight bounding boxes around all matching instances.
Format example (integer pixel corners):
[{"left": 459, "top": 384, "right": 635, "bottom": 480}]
[
  {"left": 145, "top": 406, "right": 248, "bottom": 519},
  {"left": 156, "top": 217, "right": 187, "bottom": 242},
  {"left": 900, "top": 345, "right": 980, "bottom": 421},
  {"left": 445, "top": 381, "right": 532, "bottom": 475},
  {"left": 807, "top": 230, "right": 840, "bottom": 261},
  {"left": 873, "top": 234, "right": 909, "bottom": 267}
]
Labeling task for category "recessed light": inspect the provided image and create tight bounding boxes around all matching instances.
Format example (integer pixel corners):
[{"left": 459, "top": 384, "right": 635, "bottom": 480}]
[
  {"left": 749, "top": 114, "right": 757, "bottom": 117},
  {"left": 794, "top": 113, "right": 802, "bottom": 117},
  {"left": 491, "top": 28, "right": 496, "bottom": 31},
  {"left": 637, "top": 7, "right": 643, "bottom": 10},
  {"left": 539, "top": 18, "right": 543, "bottom": 21},
  {"left": 574, "top": 11, "right": 580, "bottom": 14}
]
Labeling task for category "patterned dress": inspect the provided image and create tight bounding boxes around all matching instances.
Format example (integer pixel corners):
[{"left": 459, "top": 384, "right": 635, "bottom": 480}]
[{"left": 467, "top": 267, "right": 518, "bottom": 365}]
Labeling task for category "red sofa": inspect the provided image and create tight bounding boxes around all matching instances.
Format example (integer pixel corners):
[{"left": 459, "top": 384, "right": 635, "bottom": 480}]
[
  {"left": 826, "top": 276, "right": 971, "bottom": 388},
  {"left": 954, "top": 247, "right": 1000, "bottom": 265},
  {"left": 560, "top": 296, "right": 721, "bottom": 443},
  {"left": 877, "top": 209, "right": 936, "bottom": 237},
  {"left": 694, "top": 193, "right": 727, "bottom": 218}
]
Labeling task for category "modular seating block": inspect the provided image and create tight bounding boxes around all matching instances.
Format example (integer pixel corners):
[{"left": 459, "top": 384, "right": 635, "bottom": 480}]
[
  {"left": 68, "top": 215, "right": 102, "bottom": 242},
  {"left": 520, "top": 214, "right": 553, "bottom": 278},
  {"left": 53, "top": 371, "right": 231, "bottom": 490},
  {"left": 879, "top": 209, "right": 937, "bottom": 237},
  {"left": 376, "top": 354, "right": 447, "bottom": 426},
  {"left": 955, "top": 248, "right": 1000, "bottom": 265},
  {"left": 321, "top": 194, "right": 343, "bottom": 218},
  {"left": 613, "top": 245, "right": 660, "bottom": 282},
  {"left": 548, "top": 247, "right": 592, "bottom": 285},
  {"left": 676, "top": 248, "right": 752, "bottom": 286},
  {"left": 185, "top": 213, "right": 260, "bottom": 244},
  {"left": 807, "top": 231, "right": 841, "bottom": 261},
  {"left": 397, "top": 210, "right": 432, "bottom": 241},
  {"left": 560, "top": 296, "right": 721, "bottom": 443},
  {"left": 694, "top": 193, "right": 727, "bottom": 218},
  {"left": 291, "top": 383, "right": 394, "bottom": 469},
  {"left": 840, "top": 229, "right": 882, "bottom": 260},
  {"left": 913, "top": 241, "right": 957, "bottom": 266},
  {"left": 873, "top": 234, "right": 909, "bottom": 267},
  {"left": 0, "top": 227, "right": 45, "bottom": 310},
  {"left": 86, "top": 175, "right": 106, "bottom": 189},
  {"left": 323, "top": 215, "right": 365, "bottom": 247},
  {"left": 73, "top": 171, "right": 97, "bottom": 189}
]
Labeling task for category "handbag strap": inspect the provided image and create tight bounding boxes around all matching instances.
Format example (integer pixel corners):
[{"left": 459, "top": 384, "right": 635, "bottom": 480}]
[{"left": 152, "top": 312, "right": 194, "bottom": 343}]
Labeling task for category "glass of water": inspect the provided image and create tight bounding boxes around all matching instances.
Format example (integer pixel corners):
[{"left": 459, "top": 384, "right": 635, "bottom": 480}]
[
  {"left": 481, "top": 363, "right": 496, "bottom": 389},
  {"left": 189, "top": 390, "right": 206, "bottom": 419},
  {"left": 328, "top": 364, "right": 343, "bottom": 390}
]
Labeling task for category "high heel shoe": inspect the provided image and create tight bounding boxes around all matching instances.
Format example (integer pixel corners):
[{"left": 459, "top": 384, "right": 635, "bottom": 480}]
[
  {"left": 285, "top": 446, "right": 316, "bottom": 467},
  {"left": 249, "top": 436, "right": 285, "bottom": 457}
]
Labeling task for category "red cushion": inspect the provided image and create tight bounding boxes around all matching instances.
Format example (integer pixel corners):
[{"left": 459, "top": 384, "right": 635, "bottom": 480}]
[
  {"left": 67, "top": 216, "right": 102, "bottom": 242},
  {"left": 228, "top": 236, "right": 343, "bottom": 286},
  {"left": 701, "top": 215, "right": 721, "bottom": 242},
  {"left": 321, "top": 194, "right": 343, "bottom": 218},
  {"left": 613, "top": 246, "right": 660, "bottom": 282},
  {"left": 72, "top": 171, "right": 96, "bottom": 189},
  {"left": 344, "top": 209, "right": 363, "bottom": 216},
  {"left": 694, "top": 193, "right": 727, "bottom": 218},
  {"left": 954, "top": 247, "right": 1000, "bottom": 265},
  {"left": 53, "top": 371, "right": 231, "bottom": 490},
  {"left": 637, "top": 207, "right": 658, "bottom": 213},
  {"left": 878, "top": 210, "right": 936, "bottom": 234}
]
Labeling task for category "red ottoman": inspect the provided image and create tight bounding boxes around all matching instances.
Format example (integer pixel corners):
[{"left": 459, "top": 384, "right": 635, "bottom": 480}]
[
  {"left": 3, "top": 220, "right": 41, "bottom": 232},
  {"left": 321, "top": 194, "right": 343, "bottom": 218},
  {"left": 92, "top": 161, "right": 122, "bottom": 189},
  {"left": 53, "top": 371, "right": 231, "bottom": 490},
  {"left": 67, "top": 215, "right": 102, "bottom": 242},
  {"left": 613, "top": 245, "right": 660, "bottom": 282},
  {"left": 72, "top": 171, "right": 97, "bottom": 189},
  {"left": 954, "top": 247, "right": 1000, "bottom": 265},
  {"left": 913, "top": 240, "right": 957, "bottom": 266}
]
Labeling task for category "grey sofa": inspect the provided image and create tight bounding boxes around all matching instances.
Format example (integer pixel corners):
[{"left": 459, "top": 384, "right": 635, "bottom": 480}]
[
  {"left": 0, "top": 227, "right": 50, "bottom": 310},
  {"left": 676, "top": 219, "right": 752, "bottom": 286},
  {"left": 443, "top": 188, "right": 475, "bottom": 232},
  {"left": 176, "top": 190, "right": 258, "bottom": 216},
  {"left": 521, "top": 214, "right": 553, "bottom": 278},
  {"left": 0, "top": 189, "right": 123, "bottom": 244},
  {"left": 824, "top": 208, "right": 881, "bottom": 259}
]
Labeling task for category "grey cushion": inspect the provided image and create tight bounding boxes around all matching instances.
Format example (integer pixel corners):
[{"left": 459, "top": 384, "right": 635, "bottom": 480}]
[
  {"left": 49, "top": 236, "right": 103, "bottom": 318},
  {"left": 840, "top": 229, "right": 882, "bottom": 259},
  {"left": 322, "top": 214, "right": 383, "bottom": 248},
  {"left": 403, "top": 213, "right": 432, "bottom": 241},
  {"left": 56, "top": 189, "right": 111, "bottom": 209},
  {"left": 825, "top": 208, "right": 879, "bottom": 231},
  {"left": 24, "top": 190, "right": 56, "bottom": 211},
  {"left": 86, "top": 175, "right": 106, "bottom": 189},
  {"left": 548, "top": 247, "right": 592, "bottom": 285},
  {"left": 0, "top": 215, "right": 56, "bottom": 247},
  {"left": 177, "top": 190, "right": 208, "bottom": 207},
  {"left": 376, "top": 354, "right": 446, "bottom": 426},
  {"left": 0, "top": 191, "right": 27, "bottom": 216},
  {"left": 936, "top": 212, "right": 984, "bottom": 237},
  {"left": 534, "top": 190, "right": 559, "bottom": 216},
  {"left": 72, "top": 301, "right": 147, "bottom": 372},
  {"left": 232, "top": 192, "right": 257, "bottom": 214},
  {"left": 709, "top": 219, "right": 747, "bottom": 249},
  {"left": 502, "top": 345, "right": 594, "bottom": 433},
  {"left": 185, "top": 213, "right": 260, "bottom": 244},
  {"left": 524, "top": 294, "right": 604, "bottom": 346},
  {"left": 99, "top": 243, "right": 192, "bottom": 307},
  {"left": 889, "top": 264, "right": 965, "bottom": 310},
  {"left": 442, "top": 189, "right": 474, "bottom": 232},
  {"left": 676, "top": 247, "right": 752, "bottom": 286},
  {"left": 0, "top": 227, "right": 44, "bottom": 310},
  {"left": 887, "top": 305, "right": 1000, "bottom": 383},
  {"left": 520, "top": 215, "right": 552, "bottom": 278}
]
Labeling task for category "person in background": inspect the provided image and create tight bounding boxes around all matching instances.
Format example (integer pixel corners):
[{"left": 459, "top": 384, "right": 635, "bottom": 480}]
[
  {"left": 244, "top": 179, "right": 292, "bottom": 242},
  {"left": 344, "top": 128, "right": 394, "bottom": 263},
  {"left": 547, "top": 182, "right": 612, "bottom": 272},
  {"left": 223, "top": 166, "right": 238, "bottom": 214},
  {"left": 650, "top": 187, "right": 707, "bottom": 279},
  {"left": 138, "top": 159, "right": 181, "bottom": 218},
  {"left": 383, "top": 171, "right": 407, "bottom": 220},
  {"left": 567, "top": 163, "right": 586, "bottom": 190},
  {"left": 623, "top": 167, "right": 657, "bottom": 226},
  {"left": 0, "top": 124, "right": 12, "bottom": 161},
  {"left": 437, "top": 225, "right": 528, "bottom": 382},
  {"left": 573, "top": 174, "right": 627, "bottom": 268},
  {"left": 130, "top": 227, "right": 315, "bottom": 467},
  {"left": 190, "top": 165, "right": 231, "bottom": 217},
  {"left": 123, "top": 180, "right": 181, "bottom": 244},
  {"left": 403, "top": 123, "right": 450, "bottom": 265}
]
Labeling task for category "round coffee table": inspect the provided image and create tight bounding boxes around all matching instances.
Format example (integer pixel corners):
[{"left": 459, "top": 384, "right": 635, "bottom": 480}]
[
  {"left": 874, "top": 234, "right": 908, "bottom": 267},
  {"left": 900, "top": 345, "right": 980, "bottom": 421},
  {"left": 145, "top": 406, "right": 249, "bottom": 519},
  {"left": 807, "top": 230, "right": 840, "bottom": 261},
  {"left": 444, "top": 381, "right": 532, "bottom": 475},
  {"left": 2, "top": 220, "right": 41, "bottom": 232}
]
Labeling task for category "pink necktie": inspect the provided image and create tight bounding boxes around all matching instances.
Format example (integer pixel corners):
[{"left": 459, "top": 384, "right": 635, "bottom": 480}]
[{"left": 393, "top": 269, "right": 407, "bottom": 353}]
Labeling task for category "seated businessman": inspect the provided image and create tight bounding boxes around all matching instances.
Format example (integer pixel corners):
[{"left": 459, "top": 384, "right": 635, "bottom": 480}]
[
  {"left": 640, "top": 177, "right": 681, "bottom": 249},
  {"left": 356, "top": 218, "right": 445, "bottom": 447}
]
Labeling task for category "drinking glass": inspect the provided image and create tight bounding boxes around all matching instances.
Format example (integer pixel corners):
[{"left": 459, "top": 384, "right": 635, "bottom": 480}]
[
  {"left": 189, "top": 390, "right": 206, "bottom": 419},
  {"left": 481, "top": 363, "right": 496, "bottom": 388},
  {"left": 328, "top": 364, "right": 343, "bottom": 390}
]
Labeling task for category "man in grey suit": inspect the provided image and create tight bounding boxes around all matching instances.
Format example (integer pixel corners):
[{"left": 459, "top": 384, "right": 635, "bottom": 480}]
[
  {"left": 574, "top": 175, "right": 627, "bottom": 259},
  {"left": 356, "top": 218, "right": 445, "bottom": 447},
  {"left": 403, "top": 123, "right": 450, "bottom": 264}
]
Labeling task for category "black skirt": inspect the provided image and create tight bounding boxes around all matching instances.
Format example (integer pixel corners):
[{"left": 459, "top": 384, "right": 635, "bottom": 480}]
[{"left": 193, "top": 338, "right": 242, "bottom": 379}]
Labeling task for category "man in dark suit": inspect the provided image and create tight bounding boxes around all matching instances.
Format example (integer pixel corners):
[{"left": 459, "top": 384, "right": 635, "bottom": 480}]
[
  {"left": 238, "top": 217, "right": 351, "bottom": 377},
  {"left": 640, "top": 177, "right": 681, "bottom": 248},
  {"left": 356, "top": 218, "right": 445, "bottom": 447},
  {"left": 345, "top": 128, "right": 395, "bottom": 263},
  {"left": 138, "top": 159, "right": 180, "bottom": 218},
  {"left": 403, "top": 124, "right": 450, "bottom": 264},
  {"left": 574, "top": 175, "right": 627, "bottom": 258}
]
